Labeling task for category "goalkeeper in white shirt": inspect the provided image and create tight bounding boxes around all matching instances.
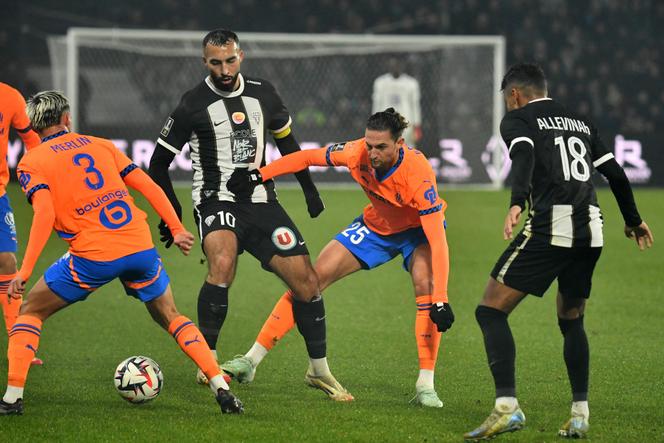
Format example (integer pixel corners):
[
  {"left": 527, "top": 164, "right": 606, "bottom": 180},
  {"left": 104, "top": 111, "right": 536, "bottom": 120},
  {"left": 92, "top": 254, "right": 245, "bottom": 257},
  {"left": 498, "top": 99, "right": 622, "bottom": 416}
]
[{"left": 372, "top": 58, "right": 422, "bottom": 147}]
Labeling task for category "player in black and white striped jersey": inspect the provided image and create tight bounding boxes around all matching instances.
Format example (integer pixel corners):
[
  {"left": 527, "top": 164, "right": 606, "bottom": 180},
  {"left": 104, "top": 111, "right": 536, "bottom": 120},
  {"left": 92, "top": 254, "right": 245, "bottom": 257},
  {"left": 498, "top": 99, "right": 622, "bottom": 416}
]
[
  {"left": 148, "top": 29, "right": 352, "bottom": 402},
  {"left": 464, "top": 63, "right": 653, "bottom": 441}
]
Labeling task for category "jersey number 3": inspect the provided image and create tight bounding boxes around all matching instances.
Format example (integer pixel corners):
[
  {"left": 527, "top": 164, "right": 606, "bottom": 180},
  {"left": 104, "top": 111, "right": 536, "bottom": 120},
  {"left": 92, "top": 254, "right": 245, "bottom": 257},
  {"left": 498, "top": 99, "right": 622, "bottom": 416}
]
[
  {"left": 72, "top": 153, "right": 132, "bottom": 229},
  {"left": 73, "top": 153, "right": 105, "bottom": 190},
  {"left": 554, "top": 136, "right": 590, "bottom": 182}
]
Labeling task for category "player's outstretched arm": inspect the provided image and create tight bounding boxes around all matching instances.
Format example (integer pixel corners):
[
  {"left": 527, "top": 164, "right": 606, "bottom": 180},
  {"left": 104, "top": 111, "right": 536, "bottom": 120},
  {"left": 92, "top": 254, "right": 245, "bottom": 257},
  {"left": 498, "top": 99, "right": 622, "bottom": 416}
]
[
  {"left": 10, "top": 190, "right": 56, "bottom": 297},
  {"left": 227, "top": 147, "right": 331, "bottom": 196},
  {"left": 123, "top": 167, "right": 187, "bottom": 244},
  {"left": 260, "top": 147, "right": 330, "bottom": 181}
]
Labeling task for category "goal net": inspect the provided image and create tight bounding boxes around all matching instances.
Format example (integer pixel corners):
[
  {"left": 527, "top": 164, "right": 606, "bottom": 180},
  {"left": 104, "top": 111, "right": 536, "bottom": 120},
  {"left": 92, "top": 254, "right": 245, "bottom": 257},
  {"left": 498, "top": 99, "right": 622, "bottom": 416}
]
[{"left": 48, "top": 29, "right": 506, "bottom": 185}]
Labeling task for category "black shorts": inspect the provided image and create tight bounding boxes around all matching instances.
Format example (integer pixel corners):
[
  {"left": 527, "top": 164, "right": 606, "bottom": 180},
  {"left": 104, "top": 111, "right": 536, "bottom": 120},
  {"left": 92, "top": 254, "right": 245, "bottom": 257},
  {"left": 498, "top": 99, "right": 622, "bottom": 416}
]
[
  {"left": 193, "top": 200, "right": 309, "bottom": 268},
  {"left": 490, "top": 232, "right": 602, "bottom": 298}
]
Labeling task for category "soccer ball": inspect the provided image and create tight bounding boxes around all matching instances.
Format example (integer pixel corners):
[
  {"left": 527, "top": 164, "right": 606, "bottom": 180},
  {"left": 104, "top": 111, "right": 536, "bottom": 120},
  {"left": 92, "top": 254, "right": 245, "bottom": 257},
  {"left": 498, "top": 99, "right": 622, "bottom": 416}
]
[{"left": 114, "top": 356, "right": 163, "bottom": 403}]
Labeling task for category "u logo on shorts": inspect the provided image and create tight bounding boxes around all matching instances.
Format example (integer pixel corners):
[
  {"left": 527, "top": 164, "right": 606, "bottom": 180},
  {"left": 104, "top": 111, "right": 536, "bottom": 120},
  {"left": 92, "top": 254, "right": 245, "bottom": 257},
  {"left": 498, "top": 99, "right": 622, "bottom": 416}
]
[{"left": 271, "top": 226, "right": 296, "bottom": 250}]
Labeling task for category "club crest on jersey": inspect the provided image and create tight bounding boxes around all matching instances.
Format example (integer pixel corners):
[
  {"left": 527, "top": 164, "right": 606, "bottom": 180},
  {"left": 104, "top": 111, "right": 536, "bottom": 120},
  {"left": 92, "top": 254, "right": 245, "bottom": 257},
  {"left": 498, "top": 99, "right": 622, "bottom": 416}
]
[
  {"left": 424, "top": 185, "right": 437, "bottom": 205},
  {"left": 18, "top": 172, "right": 31, "bottom": 190},
  {"left": 160, "top": 117, "right": 174, "bottom": 137},
  {"left": 232, "top": 112, "right": 246, "bottom": 124},
  {"left": 271, "top": 227, "right": 297, "bottom": 250}
]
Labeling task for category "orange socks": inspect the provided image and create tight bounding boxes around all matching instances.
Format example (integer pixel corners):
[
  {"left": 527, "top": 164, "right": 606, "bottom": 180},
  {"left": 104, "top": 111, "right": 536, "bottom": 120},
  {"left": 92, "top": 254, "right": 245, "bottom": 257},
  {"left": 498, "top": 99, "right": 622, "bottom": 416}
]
[
  {"left": 415, "top": 295, "right": 442, "bottom": 370},
  {"left": 7, "top": 315, "right": 42, "bottom": 388},
  {"left": 0, "top": 273, "right": 20, "bottom": 334},
  {"left": 168, "top": 316, "right": 222, "bottom": 383},
  {"left": 256, "top": 290, "right": 296, "bottom": 350}
]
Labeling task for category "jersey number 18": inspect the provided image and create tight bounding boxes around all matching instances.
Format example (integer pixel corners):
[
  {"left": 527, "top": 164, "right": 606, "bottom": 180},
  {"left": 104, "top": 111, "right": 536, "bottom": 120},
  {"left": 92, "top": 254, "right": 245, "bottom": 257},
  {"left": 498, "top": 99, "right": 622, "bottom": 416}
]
[{"left": 554, "top": 135, "right": 590, "bottom": 182}]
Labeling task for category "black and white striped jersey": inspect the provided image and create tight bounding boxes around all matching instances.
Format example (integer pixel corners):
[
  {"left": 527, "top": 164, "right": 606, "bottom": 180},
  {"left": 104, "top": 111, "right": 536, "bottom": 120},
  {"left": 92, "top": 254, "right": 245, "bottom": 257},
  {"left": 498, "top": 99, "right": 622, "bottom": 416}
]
[
  {"left": 156, "top": 74, "right": 291, "bottom": 205},
  {"left": 501, "top": 98, "right": 615, "bottom": 248}
]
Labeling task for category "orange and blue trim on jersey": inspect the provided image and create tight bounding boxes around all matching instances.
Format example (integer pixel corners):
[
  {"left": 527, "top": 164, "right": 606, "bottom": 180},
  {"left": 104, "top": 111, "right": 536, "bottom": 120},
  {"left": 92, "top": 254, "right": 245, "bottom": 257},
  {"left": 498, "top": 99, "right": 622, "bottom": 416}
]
[
  {"left": 25, "top": 184, "right": 50, "bottom": 204},
  {"left": 55, "top": 229, "right": 75, "bottom": 239},
  {"left": 119, "top": 163, "right": 138, "bottom": 178},
  {"left": 376, "top": 148, "right": 404, "bottom": 182},
  {"left": 419, "top": 204, "right": 443, "bottom": 216},
  {"left": 40, "top": 130, "right": 68, "bottom": 143}
]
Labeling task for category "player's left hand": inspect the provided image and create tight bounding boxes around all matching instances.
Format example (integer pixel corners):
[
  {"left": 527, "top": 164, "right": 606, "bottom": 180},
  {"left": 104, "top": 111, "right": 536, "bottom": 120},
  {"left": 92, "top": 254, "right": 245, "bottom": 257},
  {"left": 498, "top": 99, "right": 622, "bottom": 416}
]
[
  {"left": 429, "top": 302, "right": 454, "bottom": 332},
  {"left": 503, "top": 205, "right": 522, "bottom": 240},
  {"left": 625, "top": 221, "right": 654, "bottom": 250},
  {"left": 305, "top": 192, "right": 325, "bottom": 218},
  {"left": 173, "top": 230, "right": 195, "bottom": 256},
  {"left": 8, "top": 276, "right": 26, "bottom": 300}
]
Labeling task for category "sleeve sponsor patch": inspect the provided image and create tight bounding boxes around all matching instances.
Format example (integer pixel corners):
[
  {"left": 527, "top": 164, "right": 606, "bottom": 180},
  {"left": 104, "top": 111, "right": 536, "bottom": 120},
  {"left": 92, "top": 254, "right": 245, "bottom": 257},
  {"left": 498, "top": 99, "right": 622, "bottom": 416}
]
[
  {"left": 160, "top": 117, "right": 174, "bottom": 137},
  {"left": 328, "top": 142, "right": 346, "bottom": 152}
]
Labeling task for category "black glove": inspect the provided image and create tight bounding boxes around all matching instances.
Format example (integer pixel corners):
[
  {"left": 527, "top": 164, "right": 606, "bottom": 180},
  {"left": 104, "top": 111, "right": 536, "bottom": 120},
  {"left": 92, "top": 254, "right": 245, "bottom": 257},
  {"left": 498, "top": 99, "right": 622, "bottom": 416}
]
[
  {"left": 429, "top": 302, "right": 455, "bottom": 332},
  {"left": 305, "top": 192, "right": 325, "bottom": 218},
  {"left": 158, "top": 220, "right": 174, "bottom": 248},
  {"left": 227, "top": 168, "right": 262, "bottom": 196}
]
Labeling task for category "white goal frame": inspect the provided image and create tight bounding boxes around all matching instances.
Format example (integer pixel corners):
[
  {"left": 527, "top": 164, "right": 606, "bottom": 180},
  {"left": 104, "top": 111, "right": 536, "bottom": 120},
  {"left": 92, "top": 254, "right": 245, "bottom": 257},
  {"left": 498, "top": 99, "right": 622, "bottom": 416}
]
[{"left": 61, "top": 28, "right": 506, "bottom": 186}]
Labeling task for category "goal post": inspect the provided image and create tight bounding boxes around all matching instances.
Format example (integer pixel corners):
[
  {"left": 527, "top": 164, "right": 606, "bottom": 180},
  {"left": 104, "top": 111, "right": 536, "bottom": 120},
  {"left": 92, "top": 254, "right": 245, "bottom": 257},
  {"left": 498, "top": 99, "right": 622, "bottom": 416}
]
[{"left": 49, "top": 28, "right": 506, "bottom": 186}]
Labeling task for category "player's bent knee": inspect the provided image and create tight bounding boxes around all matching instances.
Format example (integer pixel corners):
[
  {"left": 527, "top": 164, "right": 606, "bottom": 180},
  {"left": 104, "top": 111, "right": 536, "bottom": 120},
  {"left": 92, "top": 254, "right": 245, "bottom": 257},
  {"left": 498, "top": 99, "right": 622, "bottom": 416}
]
[
  {"left": 475, "top": 304, "right": 508, "bottom": 325},
  {"left": 206, "top": 254, "right": 236, "bottom": 282},
  {"left": 290, "top": 273, "right": 319, "bottom": 302}
]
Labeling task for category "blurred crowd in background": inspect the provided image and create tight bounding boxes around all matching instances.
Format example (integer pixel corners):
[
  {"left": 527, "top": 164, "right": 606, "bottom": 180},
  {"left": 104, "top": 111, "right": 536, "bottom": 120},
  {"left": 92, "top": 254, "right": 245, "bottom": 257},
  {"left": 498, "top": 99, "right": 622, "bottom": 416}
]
[{"left": 1, "top": 0, "right": 662, "bottom": 137}]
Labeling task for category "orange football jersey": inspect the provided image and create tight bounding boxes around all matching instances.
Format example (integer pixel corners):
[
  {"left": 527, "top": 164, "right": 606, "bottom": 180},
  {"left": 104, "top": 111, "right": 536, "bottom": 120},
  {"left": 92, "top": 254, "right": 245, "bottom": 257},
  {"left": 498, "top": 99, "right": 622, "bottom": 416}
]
[
  {"left": 17, "top": 131, "right": 153, "bottom": 261},
  {"left": 325, "top": 138, "right": 446, "bottom": 235},
  {"left": 0, "top": 82, "right": 40, "bottom": 197}
]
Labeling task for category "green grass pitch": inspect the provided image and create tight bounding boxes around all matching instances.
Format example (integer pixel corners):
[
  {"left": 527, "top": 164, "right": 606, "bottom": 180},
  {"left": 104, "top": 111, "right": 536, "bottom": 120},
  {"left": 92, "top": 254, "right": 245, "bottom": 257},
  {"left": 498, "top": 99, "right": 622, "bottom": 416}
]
[{"left": 1, "top": 184, "right": 662, "bottom": 442}]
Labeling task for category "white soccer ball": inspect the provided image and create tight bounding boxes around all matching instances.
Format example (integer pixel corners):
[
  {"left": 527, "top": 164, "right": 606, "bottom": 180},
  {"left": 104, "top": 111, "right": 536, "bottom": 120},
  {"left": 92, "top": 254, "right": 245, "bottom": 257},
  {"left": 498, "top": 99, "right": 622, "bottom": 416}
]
[{"left": 114, "top": 356, "right": 163, "bottom": 403}]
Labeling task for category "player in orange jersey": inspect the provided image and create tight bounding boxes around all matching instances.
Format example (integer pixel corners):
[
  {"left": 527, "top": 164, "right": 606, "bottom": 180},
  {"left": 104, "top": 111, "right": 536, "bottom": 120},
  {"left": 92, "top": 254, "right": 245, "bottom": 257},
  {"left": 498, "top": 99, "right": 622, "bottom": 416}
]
[
  {"left": 0, "top": 83, "right": 40, "bottom": 355},
  {"left": 224, "top": 108, "right": 454, "bottom": 406},
  {"left": 0, "top": 91, "right": 242, "bottom": 416}
]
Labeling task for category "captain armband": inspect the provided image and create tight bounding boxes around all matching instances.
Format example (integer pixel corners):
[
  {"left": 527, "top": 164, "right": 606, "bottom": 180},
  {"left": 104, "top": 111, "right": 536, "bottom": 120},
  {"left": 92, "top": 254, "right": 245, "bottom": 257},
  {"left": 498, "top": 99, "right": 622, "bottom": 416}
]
[{"left": 272, "top": 126, "right": 292, "bottom": 140}]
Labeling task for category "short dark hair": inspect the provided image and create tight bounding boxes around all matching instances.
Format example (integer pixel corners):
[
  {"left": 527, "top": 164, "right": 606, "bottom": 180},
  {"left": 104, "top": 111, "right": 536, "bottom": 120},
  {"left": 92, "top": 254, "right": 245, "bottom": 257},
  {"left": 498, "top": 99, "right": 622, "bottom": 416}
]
[
  {"left": 366, "top": 108, "right": 409, "bottom": 141},
  {"left": 500, "top": 62, "right": 547, "bottom": 94},
  {"left": 203, "top": 29, "right": 240, "bottom": 48}
]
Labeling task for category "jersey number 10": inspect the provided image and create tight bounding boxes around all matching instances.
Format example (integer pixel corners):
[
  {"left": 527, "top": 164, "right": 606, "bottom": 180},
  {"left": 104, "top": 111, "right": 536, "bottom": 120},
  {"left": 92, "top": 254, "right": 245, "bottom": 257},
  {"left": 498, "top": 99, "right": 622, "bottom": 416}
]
[{"left": 554, "top": 136, "right": 590, "bottom": 182}]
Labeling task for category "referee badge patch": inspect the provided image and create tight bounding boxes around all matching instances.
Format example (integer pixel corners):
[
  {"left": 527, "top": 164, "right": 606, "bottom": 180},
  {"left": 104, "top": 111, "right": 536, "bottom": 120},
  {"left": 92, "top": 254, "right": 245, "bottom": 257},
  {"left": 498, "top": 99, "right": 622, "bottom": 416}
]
[
  {"left": 160, "top": 117, "right": 174, "bottom": 137},
  {"left": 271, "top": 226, "right": 297, "bottom": 250}
]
